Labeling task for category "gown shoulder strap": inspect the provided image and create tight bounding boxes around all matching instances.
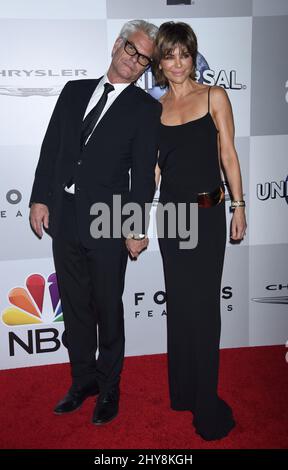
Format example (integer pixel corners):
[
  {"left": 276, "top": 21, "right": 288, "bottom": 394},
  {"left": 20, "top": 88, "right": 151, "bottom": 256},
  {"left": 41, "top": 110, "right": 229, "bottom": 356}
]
[{"left": 208, "top": 85, "right": 213, "bottom": 114}]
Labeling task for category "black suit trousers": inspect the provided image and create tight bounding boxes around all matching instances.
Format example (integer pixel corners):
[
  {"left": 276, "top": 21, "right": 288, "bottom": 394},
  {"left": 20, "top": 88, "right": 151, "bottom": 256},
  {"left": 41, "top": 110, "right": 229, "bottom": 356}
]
[{"left": 52, "top": 191, "right": 128, "bottom": 393}]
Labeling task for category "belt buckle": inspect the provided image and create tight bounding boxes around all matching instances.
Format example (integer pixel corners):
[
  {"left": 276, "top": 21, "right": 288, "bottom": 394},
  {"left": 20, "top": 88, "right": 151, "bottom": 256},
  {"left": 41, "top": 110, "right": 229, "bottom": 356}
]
[{"left": 197, "top": 185, "right": 224, "bottom": 208}]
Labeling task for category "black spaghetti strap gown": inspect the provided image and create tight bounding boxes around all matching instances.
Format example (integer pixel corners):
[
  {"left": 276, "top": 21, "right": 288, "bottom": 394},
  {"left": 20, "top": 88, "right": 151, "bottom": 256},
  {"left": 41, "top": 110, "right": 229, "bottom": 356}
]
[{"left": 157, "top": 87, "right": 235, "bottom": 440}]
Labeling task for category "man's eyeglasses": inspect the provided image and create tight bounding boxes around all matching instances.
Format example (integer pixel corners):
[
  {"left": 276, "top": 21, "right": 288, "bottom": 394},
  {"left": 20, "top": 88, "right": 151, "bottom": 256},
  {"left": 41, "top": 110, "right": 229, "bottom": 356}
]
[{"left": 123, "top": 40, "right": 152, "bottom": 67}]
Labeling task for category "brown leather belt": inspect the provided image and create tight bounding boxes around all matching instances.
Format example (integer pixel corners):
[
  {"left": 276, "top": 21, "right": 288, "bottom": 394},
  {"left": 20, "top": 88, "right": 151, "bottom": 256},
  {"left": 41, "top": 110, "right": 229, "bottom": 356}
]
[{"left": 197, "top": 184, "right": 225, "bottom": 208}]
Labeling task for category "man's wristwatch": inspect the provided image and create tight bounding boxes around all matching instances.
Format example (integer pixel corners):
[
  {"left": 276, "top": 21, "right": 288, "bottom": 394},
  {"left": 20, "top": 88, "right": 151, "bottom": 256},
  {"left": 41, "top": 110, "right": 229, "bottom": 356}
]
[{"left": 127, "top": 233, "right": 146, "bottom": 240}]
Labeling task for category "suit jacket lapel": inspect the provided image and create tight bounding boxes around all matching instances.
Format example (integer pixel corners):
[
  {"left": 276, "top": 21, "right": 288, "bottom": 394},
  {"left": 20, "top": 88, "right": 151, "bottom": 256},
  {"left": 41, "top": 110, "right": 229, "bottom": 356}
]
[
  {"left": 64, "top": 78, "right": 100, "bottom": 156},
  {"left": 76, "top": 78, "right": 102, "bottom": 126}
]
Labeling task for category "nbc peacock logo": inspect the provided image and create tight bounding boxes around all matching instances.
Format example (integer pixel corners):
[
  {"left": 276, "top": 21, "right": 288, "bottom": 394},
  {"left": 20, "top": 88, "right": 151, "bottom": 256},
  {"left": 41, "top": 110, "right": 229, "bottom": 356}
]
[{"left": 1, "top": 273, "right": 63, "bottom": 326}]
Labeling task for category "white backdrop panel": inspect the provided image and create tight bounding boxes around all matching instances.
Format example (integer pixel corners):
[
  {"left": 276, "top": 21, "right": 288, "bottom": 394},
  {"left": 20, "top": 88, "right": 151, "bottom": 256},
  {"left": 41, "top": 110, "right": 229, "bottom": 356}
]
[
  {"left": 0, "top": 19, "right": 108, "bottom": 146},
  {"left": 0, "top": 0, "right": 107, "bottom": 19},
  {"left": 249, "top": 135, "right": 288, "bottom": 246},
  {"left": 249, "top": 244, "right": 288, "bottom": 346}
]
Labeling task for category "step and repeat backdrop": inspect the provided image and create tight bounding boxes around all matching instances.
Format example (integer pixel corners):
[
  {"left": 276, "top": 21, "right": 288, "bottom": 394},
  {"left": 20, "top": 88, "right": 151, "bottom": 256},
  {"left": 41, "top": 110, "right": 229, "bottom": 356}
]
[{"left": 0, "top": 0, "right": 287, "bottom": 369}]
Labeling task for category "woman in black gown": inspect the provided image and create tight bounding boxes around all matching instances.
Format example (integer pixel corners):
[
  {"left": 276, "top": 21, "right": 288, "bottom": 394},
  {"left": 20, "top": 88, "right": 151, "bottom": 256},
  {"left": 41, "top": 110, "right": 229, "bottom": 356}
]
[{"left": 153, "top": 22, "right": 247, "bottom": 440}]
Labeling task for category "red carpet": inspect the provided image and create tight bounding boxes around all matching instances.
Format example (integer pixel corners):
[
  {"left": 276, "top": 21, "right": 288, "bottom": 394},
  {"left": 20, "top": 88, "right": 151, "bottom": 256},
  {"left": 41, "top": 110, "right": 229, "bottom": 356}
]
[{"left": 0, "top": 346, "right": 287, "bottom": 449}]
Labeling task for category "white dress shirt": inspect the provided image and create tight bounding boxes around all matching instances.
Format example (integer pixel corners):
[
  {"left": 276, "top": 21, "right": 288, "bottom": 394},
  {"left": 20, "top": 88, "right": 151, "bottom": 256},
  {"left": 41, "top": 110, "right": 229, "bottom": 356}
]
[{"left": 65, "top": 74, "right": 130, "bottom": 194}]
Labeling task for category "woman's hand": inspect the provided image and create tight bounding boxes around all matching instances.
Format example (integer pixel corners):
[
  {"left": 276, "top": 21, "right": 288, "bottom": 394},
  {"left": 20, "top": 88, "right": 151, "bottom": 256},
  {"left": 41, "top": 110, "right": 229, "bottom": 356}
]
[{"left": 231, "top": 207, "right": 247, "bottom": 241}]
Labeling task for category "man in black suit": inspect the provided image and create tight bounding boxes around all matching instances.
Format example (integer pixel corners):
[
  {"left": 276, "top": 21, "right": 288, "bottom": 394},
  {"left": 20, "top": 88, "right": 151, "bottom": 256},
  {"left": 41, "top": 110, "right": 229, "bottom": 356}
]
[{"left": 29, "top": 20, "right": 161, "bottom": 425}]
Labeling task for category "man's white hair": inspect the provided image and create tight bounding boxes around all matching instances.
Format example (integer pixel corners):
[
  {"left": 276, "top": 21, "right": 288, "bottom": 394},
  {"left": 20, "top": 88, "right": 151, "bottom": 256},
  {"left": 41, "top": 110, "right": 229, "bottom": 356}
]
[{"left": 119, "top": 19, "right": 158, "bottom": 42}]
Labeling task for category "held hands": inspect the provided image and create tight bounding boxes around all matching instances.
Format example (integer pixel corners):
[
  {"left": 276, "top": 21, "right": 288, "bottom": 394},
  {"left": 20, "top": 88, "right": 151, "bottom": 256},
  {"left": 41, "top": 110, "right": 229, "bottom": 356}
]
[
  {"left": 125, "top": 237, "right": 149, "bottom": 259},
  {"left": 230, "top": 207, "right": 247, "bottom": 241},
  {"left": 29, "top": 203, "right": 49, "bottom": 238}
]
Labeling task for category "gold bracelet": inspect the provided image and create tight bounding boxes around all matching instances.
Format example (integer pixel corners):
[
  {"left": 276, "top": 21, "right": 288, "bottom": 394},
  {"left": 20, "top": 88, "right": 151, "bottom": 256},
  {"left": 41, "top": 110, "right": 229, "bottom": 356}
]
[{"left": 231, "top": 200, "right": 246, "bottom": 209}]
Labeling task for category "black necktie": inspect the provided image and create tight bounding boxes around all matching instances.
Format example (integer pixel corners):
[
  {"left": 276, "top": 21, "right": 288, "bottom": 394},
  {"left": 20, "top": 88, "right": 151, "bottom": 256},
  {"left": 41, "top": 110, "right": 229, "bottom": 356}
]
[{"left": 81, "top": 82, "right": 115, "bottom": 149}]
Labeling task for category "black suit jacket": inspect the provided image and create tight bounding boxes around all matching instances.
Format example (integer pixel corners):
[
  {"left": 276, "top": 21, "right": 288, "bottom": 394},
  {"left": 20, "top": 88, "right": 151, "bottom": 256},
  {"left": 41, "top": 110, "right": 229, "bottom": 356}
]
[{"left": 30, "top": 78, "right": 162, "bottom": 247}]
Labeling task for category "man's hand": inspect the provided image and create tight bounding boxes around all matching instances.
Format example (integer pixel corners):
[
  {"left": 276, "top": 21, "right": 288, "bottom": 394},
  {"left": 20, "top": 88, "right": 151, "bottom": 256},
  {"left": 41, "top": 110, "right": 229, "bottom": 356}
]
[
  {"left": 125, "top": 237, "right": 149, "bottom": 259},
  {"left": 29, "top": 203, "right": 49, "bottom": 238}
]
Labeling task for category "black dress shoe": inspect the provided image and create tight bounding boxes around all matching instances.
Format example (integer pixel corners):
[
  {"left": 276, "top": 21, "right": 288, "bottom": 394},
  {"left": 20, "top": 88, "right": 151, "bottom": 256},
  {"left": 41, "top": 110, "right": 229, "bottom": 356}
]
[
  {"left": 92, "top": 387, "right": 120, "bottom": 425},
  {"left": 54, "top": 382, "right": 99, "bottom": 414}
]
